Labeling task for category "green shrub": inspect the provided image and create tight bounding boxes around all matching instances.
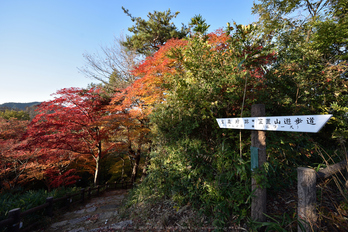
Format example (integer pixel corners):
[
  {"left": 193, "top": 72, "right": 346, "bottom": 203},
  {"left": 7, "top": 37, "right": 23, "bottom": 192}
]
[
  {"left": 128, "top": 139, "right": 252, "bottom": 228},
  {"left": 0, "top": 186, "right": 81, "bottom": 230}
]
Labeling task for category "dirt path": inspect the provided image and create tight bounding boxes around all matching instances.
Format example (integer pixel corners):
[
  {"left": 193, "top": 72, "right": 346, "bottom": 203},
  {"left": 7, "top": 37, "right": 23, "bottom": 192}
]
[{"left": 46, "top": 189, "right": 132, "bottom": 232}]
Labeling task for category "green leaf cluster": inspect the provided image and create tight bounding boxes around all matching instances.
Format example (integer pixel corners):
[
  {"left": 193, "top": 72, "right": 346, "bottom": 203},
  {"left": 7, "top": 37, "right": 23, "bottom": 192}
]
[
  {"left": 126, "top": 1, "right": 348, "bottom": 228},
  {"left": 128, "top": 23, "right": 274, "bottom": 227},
  {"left": 122, "top": 7, "right": 188, "bottom": 56},
  {"left": 0, "top": 109, "right": 30, "bottom": 120},
  {"left": 253, "top": 0, "right": 348, "bottom": 151},
  {"left": 129, "top": 139, "right": 251, "bottom": 226}
]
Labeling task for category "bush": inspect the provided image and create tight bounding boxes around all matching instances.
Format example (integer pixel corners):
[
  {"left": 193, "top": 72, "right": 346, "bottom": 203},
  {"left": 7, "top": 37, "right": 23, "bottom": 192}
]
[{"left": 0, "top": 186, "right": 81, "bottom": 230}]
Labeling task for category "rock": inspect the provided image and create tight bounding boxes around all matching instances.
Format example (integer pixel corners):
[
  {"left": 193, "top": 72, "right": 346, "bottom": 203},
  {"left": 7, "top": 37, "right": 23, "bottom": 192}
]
[
  {"left": 110, "top": 220, "right": 133, "bottom": 229},
  {"left": 85, "top": 203, "right": 94, "bottom": 208},
  {"left": 51, "top": 220, "right": 68, "bottom": 228},
  {"left": 99, "top": 211, "right": 118, "bottom": 220},
  {"left": 86, "top": 207, "right": 97, "bottom": 213},
  {"left": 87, "top": 214, "right": 99, "bottom": 223},
  {"left": 100, "top": 204, "right": 118, "bottom": 210},
  {"left": 69, "top": 227, "right": 86, "bottom": 232},
  {"left": 46, "top": 190, "right": 127, "bottom": 232},
  {"left": 74, "top": 209, "right": 86, "bottom": 214},
  {"left": 69, "top": 216, "right": 89, "bottom": 224}
]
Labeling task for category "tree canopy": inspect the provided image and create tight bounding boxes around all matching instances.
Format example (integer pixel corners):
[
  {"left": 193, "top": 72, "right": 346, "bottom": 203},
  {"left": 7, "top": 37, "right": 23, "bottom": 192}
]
[
  {"left": 24, "top": 87, "right": 113, "bottom": 186},
  {"left": 2, "top": 3, "right": 348, "bottom": 230},
  {"left": 121, "top": 7, "right": 188, "bottom": 56},
  {"left": 0, "top": 109, "right": 30, "bottom": 120}
]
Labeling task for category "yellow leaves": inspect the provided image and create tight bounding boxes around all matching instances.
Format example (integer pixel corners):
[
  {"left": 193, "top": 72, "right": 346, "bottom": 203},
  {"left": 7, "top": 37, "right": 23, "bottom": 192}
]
[
  {"left": 211, "top": 100, "right": 219, "bottom": 106},
  {"left": 173, "top": 205, "right": 180, "bottom": 212}
]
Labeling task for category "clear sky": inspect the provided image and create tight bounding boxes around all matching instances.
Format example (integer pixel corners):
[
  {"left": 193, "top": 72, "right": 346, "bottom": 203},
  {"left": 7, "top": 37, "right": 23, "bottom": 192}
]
[{"left": 0, "top": 0, "right": 258, "bottom": 104}]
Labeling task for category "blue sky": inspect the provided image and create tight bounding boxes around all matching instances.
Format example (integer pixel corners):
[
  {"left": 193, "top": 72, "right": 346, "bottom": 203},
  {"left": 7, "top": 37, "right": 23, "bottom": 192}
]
[{"left": 0, "top": 0, "right": 258, "bottom": 104}]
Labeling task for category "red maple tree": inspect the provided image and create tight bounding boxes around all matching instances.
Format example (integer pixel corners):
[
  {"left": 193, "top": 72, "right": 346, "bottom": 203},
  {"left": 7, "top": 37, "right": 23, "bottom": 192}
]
[
  {"left": 24, "top": 87, "right": 113, "bottom": 186},
  {"left": 0, "top": 118, "right": 33, "bottom": 190}
]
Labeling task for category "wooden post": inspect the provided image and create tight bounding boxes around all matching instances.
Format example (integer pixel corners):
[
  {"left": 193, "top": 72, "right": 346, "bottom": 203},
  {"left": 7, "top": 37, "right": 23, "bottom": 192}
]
[
  {"left": 251, "top": 104, "right": 267, "bottom": 223},
  {"left": 80, "top": 188, "right": 85, "bottom": 203},
  {"left": 8, "top": 208, "right": 21, "bottom": 232},
  {"left": 87, "top": 187, "right": 91, "bottom": 198},
  {"left": 114, "top": 181, "right": 117, "bottom": 189},
  {"left": 298, "top": 167, "right": 317, "bottom": 232},
  {"left": 46, "top": 197, "right": 54, "bottom": 217},
  {"left": 66, "top": 194, "right": 71, "bottom": 208}
]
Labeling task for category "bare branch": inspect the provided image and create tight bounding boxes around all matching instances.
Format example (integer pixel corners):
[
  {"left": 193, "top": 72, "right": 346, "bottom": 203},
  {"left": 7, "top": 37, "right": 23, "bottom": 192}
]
[{"left": 78, "top": 34, "right": 143, "bottom": 90}]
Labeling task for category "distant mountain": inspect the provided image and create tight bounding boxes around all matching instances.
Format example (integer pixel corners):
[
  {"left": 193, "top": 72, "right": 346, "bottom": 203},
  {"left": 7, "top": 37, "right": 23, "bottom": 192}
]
[{"left": 0, "top": 102, "right": 41, "bottom": 111}]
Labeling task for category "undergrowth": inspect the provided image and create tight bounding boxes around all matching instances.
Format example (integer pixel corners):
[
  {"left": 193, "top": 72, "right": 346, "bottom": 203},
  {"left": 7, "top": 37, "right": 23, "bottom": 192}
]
[
  {"left": 122, "top": 139, "right": 348, "bottom": 231},
  {"left": 0, "top": 186, "right": 81, "bottom": 231}
]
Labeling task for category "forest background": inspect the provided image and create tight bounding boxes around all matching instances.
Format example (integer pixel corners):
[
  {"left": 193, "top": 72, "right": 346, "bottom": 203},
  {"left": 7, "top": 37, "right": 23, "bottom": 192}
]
[{"left": 1, "top": 0, "right": 347, "bottom": 230}]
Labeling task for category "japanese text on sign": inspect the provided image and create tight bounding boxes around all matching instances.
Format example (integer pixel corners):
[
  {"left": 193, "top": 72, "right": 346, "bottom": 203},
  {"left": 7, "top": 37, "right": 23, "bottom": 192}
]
[{"left": 216, "top": 115, "right": 332, "bottom": 133}]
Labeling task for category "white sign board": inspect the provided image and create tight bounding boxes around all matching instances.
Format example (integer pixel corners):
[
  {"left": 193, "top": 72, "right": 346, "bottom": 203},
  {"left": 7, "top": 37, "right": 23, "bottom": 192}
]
[{"left": 216, "top": 115, "right": 332, "bottom": 133}]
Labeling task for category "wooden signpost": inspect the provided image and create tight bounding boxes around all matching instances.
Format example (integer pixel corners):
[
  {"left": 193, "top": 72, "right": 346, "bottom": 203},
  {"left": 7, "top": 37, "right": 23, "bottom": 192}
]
[
  {"left": 216, "top": 113, "right": 332, "bottom": 133},
  {"left": 216, "top": 104, "right": 332, "bottom": 226}
]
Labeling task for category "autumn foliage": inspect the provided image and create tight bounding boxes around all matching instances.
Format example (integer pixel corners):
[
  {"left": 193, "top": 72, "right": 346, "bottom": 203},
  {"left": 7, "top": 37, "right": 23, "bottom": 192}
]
[
  {"left": 0, "top": 118, "right": 32, "bottom": 190},
  {"left": 24, "top": 87, "right": 113, "bottom": 186},
  {"left": 0, "top": 25, "right": 278, "bottom": 194},
  {"left": 1, "top": 4, "right": 347, "bottom": 230}
]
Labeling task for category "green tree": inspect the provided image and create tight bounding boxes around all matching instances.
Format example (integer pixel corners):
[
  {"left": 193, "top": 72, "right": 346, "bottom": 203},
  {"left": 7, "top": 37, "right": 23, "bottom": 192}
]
[
  {"left": 127, "top": 24, "right": 275, "bottom": 226},
  {"left": 0, "top": 109, "right": 30, "bottom": 120},
  {"left": 252, "top": 0, "right": 347, "bottom": 62},
  {"left": 253, "top": 0, "right": 348, "bottom": 140},
  {"left": 247, "top": 1, "right": 348, "bottom": 190},
  {"left": 122, "top": 7, "right": 188, "bottom": 56},
  {"left": 189, "top": 14, "right": 210, "bottom": 35}
]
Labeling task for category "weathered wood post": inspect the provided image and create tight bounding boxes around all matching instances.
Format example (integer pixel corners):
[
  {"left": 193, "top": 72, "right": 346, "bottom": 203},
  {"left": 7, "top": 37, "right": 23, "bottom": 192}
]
[
  {"left": 8, "top": 208, "right": 21, "bottom": 232},
  {"left": 46, "top": 197, "right": 54, "bottom": 217},
  {"left": 87, "top": 187, "right": 91, "bottom": 198},
  {"left": 66, "top": 193, "right": 71, "bottom": 208},
  {"left": 251, "top": 104, "right": 267, "bottom": 223},
  {"left": 298, "top": 167, "right": 317, "bottom": 232},
  {"left": 216, "top": 110, "right": 332, "bottom": 228},
  {"left": 80, "top": 188, "right": 85, "bottom": 203}
]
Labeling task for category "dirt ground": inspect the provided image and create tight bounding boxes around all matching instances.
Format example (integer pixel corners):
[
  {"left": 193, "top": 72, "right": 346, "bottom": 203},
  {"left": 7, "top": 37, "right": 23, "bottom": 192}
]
[{"left": 44, "top": 189, "right": 132, "bottom": 232}]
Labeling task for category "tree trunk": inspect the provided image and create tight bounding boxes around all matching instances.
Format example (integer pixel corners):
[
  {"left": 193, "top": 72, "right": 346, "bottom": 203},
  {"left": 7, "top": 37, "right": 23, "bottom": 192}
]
[
  {"left": 317, "top": 160, "right": 347, "bottom": 179},
  {"left": 121, "top": 157, "right": 125, "bottom": 179},
  {"left": 131, "top": 153, "right": 141, "bottom": 183},
  {"left": 94, "top": 141, "right": 102, "bottom": 186},
  {"left": 94, "top": 156, "right": 100, "bottom": 186},
  {"left": 141, "top": 155, "right": 150, "bottom": 182}
]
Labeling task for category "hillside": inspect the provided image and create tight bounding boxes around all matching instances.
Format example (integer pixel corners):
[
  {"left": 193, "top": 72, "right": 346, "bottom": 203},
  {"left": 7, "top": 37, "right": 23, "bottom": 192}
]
[{"left": 0, "top": 102, "right": 41, "bottom": 110}]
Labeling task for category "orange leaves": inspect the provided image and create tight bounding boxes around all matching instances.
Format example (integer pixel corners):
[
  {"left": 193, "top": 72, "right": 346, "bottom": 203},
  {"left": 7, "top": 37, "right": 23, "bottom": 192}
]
[
  {"left": 0, "top": 118, "right": 29, "bottom": 141},
  {"left": 109, "top": 39, "right": 187, "bottom": 120},
  {"left": 0, "top": 118, "right": 36, "bottom": 190},
  {"left": 207, "top": 29, "right": 231, "bottom": 51},
  {"left": 103, "top": 41, "right": 189, "bottom": 163}
]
